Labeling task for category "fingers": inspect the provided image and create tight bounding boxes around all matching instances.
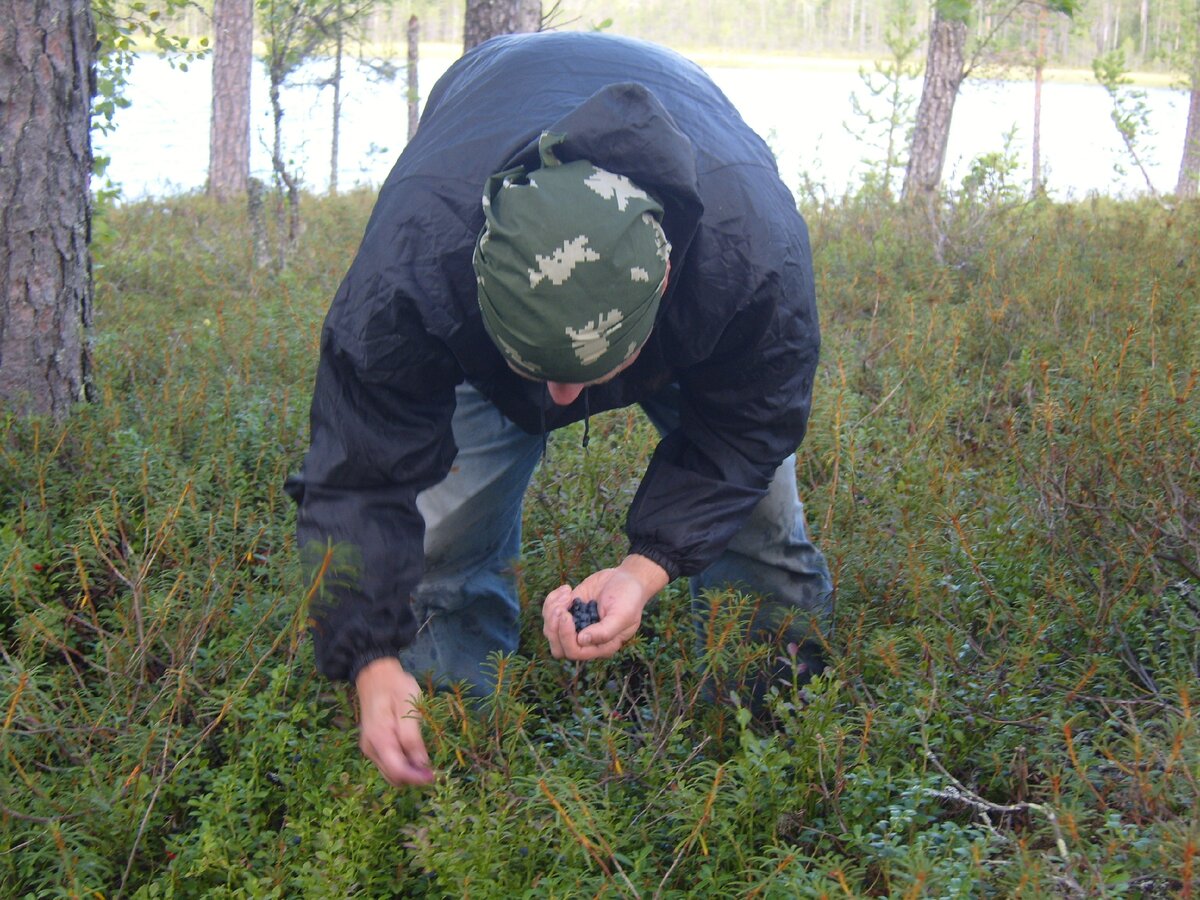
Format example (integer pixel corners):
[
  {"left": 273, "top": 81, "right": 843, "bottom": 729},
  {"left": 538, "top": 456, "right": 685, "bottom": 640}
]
[
  {"left": 542, "top": 567, "right": 649, "bottom": 660},
  {"left": 356, "top": 660, "right": 435, "bottom": 787},
  {"left": 558, "top": 598, "right": 639, "bottom": 660},
  {"left": 573, "top": 614, "right": 634, "bottom": 659},
  {"left": 542, "top": 584, "right": 574, "bottom": 659},
  {"left": 361, "top": 714, "right": 434, "bottom": 787},
  {"left": 575, "top": 600, "right": 626, "bottom": 647},
  {"left": 542, "top": 585, "right": 617, "bottom": 660},
  {"left": 576, "top": 617, "right": 629, "bottom": 653},
  {"left": 571, "top": 631, "right": 626, "bottom": 659},
  {"left": 576, "top": 567, "right": 647, "bottom": 658}
]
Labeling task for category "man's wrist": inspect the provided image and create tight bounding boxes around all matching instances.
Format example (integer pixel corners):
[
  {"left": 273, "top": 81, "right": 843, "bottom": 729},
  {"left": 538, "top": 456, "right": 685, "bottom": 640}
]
[
  {"left": 354, "top": 655, "right": 406, "bottom": 691},
  {"left": 619, "top": 553, "right": 670, "bottom": 600}
]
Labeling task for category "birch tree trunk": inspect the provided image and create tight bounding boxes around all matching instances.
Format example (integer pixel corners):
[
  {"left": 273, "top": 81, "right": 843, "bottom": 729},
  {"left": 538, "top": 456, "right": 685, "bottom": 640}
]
[
  {"left": 407, "top": 14, "right": 421, "bottom": 141},
  {"left": 902, "top": 6, "right": 968, "bottom": 203},
  {"left": 1033, "top": 9, "right": 1047, "bottom": 196},
  {"left": 330, "top": 24, "right": 343, "bottom": 195},
  {"left": 0, "top": 0, "right": 95, "bottom": 420},
  {"left": 463, "top": 0, "right": 541, "bottom": 53},
  {"left": 1140, "top": 0, "right": 1150, "bottom": 59},
  {"left": 208, "top": 0, "right": 253, "bottom": 200}
]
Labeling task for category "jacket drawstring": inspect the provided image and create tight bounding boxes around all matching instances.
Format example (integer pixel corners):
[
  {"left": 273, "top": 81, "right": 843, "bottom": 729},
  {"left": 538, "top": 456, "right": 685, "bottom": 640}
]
[
  {"left": 581, "top": 388, "right": 591, "bottom": 449},
  {"left": 540, "top": 387, "right": 549, "bottom": 459},
  {"left": 540, "top": 385, "right": 591, "bottom": 456}
]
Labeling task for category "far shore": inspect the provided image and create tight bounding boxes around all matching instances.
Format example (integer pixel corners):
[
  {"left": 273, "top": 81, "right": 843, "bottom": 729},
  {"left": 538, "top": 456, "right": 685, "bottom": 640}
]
[
  {"left": 354, "top": 40, "right": 1185, "bottom": 88},
  {"left": 136, "top": 36, "right": 1183, "bottom": 90},
  {"left": 683, "top": 50, "right": 1180, "bottom": 88}
]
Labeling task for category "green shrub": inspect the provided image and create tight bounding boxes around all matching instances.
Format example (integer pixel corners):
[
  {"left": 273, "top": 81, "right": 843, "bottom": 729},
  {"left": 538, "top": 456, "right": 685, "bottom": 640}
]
[{"left": 2, "top": 190, "right": 1196, "bottom": 896}]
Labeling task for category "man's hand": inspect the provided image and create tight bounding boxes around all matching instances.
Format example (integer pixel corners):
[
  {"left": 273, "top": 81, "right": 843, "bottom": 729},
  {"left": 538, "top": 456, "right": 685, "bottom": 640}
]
[
  {"left": 542, "top": 554, "right": 669, "bottom": 660},
  {"left": 355, "top": 657, "right": 435, "bottom": 787}
]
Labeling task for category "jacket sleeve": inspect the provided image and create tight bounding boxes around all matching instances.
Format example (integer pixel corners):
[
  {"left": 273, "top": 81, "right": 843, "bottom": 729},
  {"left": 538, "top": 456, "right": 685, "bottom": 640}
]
[
  {"left": 288, "top": 289, "right": 461, "bottom": 683},
  {"left": 625, "top": 210, "right": 819, "bottom": 579}
]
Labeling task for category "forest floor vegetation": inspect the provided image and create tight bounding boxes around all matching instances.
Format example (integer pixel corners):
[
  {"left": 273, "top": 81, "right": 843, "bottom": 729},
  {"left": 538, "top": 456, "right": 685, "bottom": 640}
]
[{"left": 1, "top": 185, "right": 1197, "bottom": 896}]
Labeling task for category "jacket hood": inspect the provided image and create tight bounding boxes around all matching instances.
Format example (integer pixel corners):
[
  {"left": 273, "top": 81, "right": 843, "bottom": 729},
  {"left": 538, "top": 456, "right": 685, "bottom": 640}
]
[{"left": 493, "top": 82, "right": 703, "bottom": 310}]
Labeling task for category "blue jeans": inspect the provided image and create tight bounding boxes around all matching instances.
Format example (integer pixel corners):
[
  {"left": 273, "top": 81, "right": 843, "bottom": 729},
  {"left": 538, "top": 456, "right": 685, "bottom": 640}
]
[{"left": 401, "top": 382, "right": 833, "bottom": 694}]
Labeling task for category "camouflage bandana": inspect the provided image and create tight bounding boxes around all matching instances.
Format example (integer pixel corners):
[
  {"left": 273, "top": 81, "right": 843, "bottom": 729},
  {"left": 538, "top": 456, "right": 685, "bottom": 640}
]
[{"left": 473, "top": 132, "right": 671, "bottom": 383}]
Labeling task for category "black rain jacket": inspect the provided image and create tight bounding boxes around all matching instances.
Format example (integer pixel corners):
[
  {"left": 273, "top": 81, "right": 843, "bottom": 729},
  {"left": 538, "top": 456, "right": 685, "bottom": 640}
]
[{"left": 287, "top": 32, "right": 821, "bottom": 682}]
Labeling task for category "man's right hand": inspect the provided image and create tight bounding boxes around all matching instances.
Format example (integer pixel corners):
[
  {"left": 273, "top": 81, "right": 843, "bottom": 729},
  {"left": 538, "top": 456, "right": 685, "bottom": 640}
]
[{"left": 355, "top": 657, "right": 435, "bottom": 787}]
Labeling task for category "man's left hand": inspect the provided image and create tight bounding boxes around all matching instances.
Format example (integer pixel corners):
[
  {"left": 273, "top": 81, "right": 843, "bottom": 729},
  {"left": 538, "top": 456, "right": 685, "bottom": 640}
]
[{"left": 542, "top": 554, "right": 669, "bottom": 660}]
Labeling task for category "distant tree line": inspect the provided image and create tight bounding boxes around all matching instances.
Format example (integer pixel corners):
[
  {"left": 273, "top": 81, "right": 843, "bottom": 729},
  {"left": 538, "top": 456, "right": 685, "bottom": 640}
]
[{"left": 158, "top": 0, "right": 1196, "bottom": 72}]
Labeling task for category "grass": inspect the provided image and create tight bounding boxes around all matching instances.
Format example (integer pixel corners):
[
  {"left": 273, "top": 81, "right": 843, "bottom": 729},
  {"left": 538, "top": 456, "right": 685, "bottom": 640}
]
[{"left": 1, "top": 185, "right": 1198, "bottom": 897}]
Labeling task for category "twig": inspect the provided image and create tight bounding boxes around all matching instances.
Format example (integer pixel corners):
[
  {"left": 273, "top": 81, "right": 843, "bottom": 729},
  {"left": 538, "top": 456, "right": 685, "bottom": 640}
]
[
  {"left": 113, "top": 553, "right": 322, "bottom": 899},
  {"left": 536, "top": 780, "right": 614, "bottom": 881},
  {"left": 0, "top": 801, "right": 86, "bottom": 824},
  {"left": 848, "top": 377, "right": 905, "bottom": 430},
  {"left": 922, "top": 748, "right": 1070, "bottom": 861},
  {"left": 654, "top": 765, "right": 724, "bottom": 899}
]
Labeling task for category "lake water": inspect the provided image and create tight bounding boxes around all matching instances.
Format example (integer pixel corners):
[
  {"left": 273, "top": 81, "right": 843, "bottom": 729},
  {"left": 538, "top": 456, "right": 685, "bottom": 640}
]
[{"left": 95, "top": 51, "right": 1188, "bottom": 202}]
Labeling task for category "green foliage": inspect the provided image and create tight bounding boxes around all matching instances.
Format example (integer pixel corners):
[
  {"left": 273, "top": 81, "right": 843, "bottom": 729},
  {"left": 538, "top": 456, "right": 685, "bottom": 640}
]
[
  {"left": 91, "top": 0, "right": 209, "bottom": 198},
  {"left": 1093, "top": 49, "right": 1162, "bottom": 194},
  {"left": 3, "top": 187, "right": 1199, "bottom": 896},
  {"left": 253, "top": 1, "right": 395, "bottom": 265},
  {"left": 256, "top": 0, "right": 384, "bottom": 85},
  {"left": 846, "top": 0, "right": 923, "bottom": 198},
  {"left": 1044, "top": 0, "right": 1081, "bottom": 15},
  {"left": 92, "top": 1, "right": 209, "bottom": 132},
  {"left": 935, "top": 0, "right": 974, "bottom": 26}
]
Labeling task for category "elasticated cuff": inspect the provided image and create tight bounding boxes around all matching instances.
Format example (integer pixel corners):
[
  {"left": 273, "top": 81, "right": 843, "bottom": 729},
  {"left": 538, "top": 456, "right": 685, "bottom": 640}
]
[
  {"left": 346, "top": 648, "right": 403, "bottom": 685},
  {"left": 627, "top": 542, "right": 682, "bottom": 582}
]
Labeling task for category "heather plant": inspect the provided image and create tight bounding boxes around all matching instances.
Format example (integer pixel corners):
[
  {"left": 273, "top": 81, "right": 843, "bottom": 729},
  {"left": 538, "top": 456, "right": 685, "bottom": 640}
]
[{"left": 1, "top": 187, "right": 1196, "bottom": 897}]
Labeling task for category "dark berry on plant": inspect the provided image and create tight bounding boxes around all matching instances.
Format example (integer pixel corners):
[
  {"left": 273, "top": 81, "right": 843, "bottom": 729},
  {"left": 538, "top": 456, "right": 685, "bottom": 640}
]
[{"left": 568, "top": 597, "right": 600, "bottom": 632}]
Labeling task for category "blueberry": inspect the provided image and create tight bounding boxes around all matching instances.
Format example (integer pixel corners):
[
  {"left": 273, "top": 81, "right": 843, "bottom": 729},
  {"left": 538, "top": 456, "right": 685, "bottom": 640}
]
[{"left": 568, "top": 597, "right": 600, "bottom": 632}]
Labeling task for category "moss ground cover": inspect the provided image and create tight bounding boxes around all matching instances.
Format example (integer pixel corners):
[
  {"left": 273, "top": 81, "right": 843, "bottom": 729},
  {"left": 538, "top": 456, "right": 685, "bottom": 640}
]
[{"left": 1, "top": 190, "right": 1197, "bottom": 897}]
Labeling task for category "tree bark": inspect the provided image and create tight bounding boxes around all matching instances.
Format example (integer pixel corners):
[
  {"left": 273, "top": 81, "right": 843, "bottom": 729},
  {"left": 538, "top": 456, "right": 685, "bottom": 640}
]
[
  {"left": 267, "top": 77, "right": 301, "bottom": 271},
  {"left": 1178, "top": 4, "right": 1200, "bottom": 198},
  {"left": 0, "top": 0, "right": 95, "bottom": 420},
  {"left": 1139, "top": 0, "right": 1149, "bottom": 60},
  {"left": 208, "top": 0, "right": 254, "bottom": 200},
  {"left": 902, "top": 7, "right": 968, "bottom": 203},
  {"left": 463, "top": 0, "right": 541, "bottom": 53},
  {"left": 330, "top": 22, "right": 343, "bottom": 195},
  {"left": 1177, "top": 85, "right": 1200, "bottom": 197},
  {"left": 407, "top": 14, "right": 421, "bottom": 141},
  {"left": 1032, "top": 9, "right": 1047, "bottom": 197}
]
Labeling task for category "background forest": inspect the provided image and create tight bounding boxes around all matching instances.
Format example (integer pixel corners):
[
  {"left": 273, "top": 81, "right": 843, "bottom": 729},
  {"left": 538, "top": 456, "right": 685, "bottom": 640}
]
[
  {"left": 155, "top": 0, "right": 1199, "bottom": 72},
  {"left": 98, "top": 0, "right": 1200, "bottom": 208}
]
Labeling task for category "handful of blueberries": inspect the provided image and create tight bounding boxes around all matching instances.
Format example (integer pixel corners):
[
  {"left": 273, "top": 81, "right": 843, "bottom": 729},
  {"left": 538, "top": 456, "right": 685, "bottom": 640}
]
[{"left": 568, "top": 597, "right": 600, "bottom": 632}]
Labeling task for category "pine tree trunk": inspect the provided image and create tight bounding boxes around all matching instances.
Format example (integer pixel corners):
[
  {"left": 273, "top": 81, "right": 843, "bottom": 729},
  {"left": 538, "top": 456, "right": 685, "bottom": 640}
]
[
  {"left": 208, "top": 0, "right": 254, "bottom": 200},
  {"left": 0, "top": 0, "right": 95, "bottom": 420},
  {"left": 902, "top": 8, "right": 967, "bottom": 203},
  {"left": 1177, "top": 85, "right": 1200, "bottom": 198},
  {"left": 1177, "top": 2, "right": 1200, "bottom": 199},
  {"left": 463, "top": 0, "right": 541, "bottom": 53}
]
